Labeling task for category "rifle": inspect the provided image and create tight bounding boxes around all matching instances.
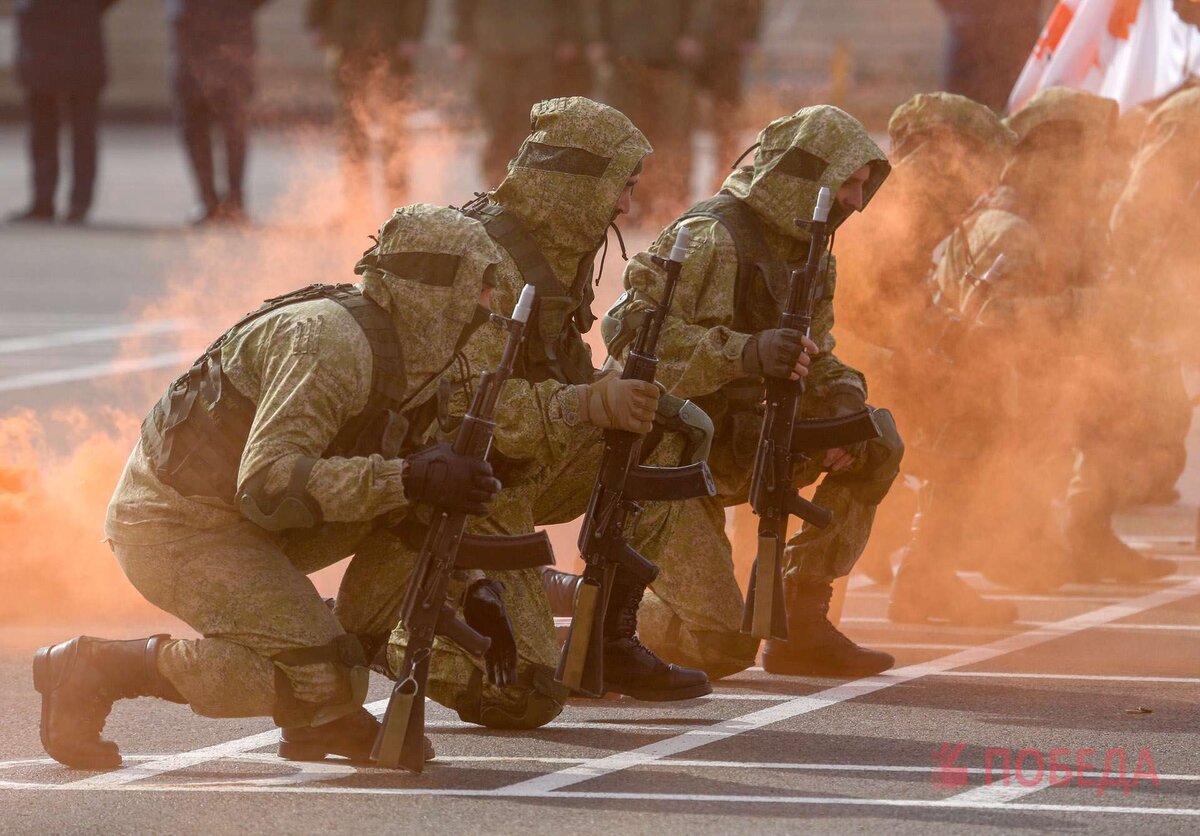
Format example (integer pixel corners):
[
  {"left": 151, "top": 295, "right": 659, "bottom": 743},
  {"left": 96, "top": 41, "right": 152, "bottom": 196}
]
[
  {"left": 741, "top": 186, "right": 881, "bottom": 640},
  {"left": 556, "top": 227, "right": 717, "bottom": 696},
  {"left": 373, "top": 284, "right": 555, "bottom": 771}
]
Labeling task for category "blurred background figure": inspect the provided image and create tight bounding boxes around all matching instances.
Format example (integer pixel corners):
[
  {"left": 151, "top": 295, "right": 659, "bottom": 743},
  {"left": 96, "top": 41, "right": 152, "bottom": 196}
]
[
  {"left": 697, "top": 0, "right": 762, "bottom": 190},
  {"left": 451, "top": 0, "right": 591, "bottom": 188},
  {"left": 10, "top": 0, "right": 120, "bottom": 224},
  {"left": 935, "top": 0, "right": 1046, "bottom": 112},
  {"left": 307, "top": 0, "right": 428, "bottom": 225},
  {"left": 588, "top": 0, "right": 713, "bottom": 226},
  {"left": 167, "top": 0, "right": 270, "bottom": 225}
]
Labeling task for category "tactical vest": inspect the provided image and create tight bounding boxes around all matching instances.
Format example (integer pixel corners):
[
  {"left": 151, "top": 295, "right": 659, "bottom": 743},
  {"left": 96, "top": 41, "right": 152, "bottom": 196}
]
[
  {"left": 462, "top": 200, "right": 595, "bottom": 385},
  {"left": 141, "top": 283, "right": 429, "bottom": 503},
  {"left": 674, "top": 193, "right": 832, "bottom": 431}
]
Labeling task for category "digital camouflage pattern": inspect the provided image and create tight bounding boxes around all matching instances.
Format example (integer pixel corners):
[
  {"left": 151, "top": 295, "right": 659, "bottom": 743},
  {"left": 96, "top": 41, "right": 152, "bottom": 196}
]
[
  {"left": 606, "top": 106, "right": 904, "bottom": 677},
  {"left": 104, "top": 204, "right": 500, "bottom": 724},
  {"left": 359, "top": 98, "right": 651, "bottom": 727},
  {"left": 888, "top": 92, "right": 1017, "bottom": 160}
]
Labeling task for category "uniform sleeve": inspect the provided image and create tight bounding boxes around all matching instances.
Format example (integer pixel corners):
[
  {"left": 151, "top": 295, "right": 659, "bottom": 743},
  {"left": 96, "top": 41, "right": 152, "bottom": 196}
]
[
  {"left": 804, "top": 254, "right": 868, "bottom": 403},
  {"left": 235, "top": 312, "right": 411, "bottom": 524},
  {"left": 621, "top": 220, "right": 751, "bottom": 399}
]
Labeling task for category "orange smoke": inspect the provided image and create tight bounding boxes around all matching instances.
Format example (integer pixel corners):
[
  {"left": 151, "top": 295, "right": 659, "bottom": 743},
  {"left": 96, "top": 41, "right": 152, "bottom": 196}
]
[{"left": 0, "top": 408, "right": 155, "bottom": 622}]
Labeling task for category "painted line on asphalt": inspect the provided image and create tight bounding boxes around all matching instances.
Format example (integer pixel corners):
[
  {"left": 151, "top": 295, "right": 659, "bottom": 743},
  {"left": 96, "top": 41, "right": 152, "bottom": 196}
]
[
  {"left": 492, "top": 577, "right": 1200, "bottom": 797},
  {"left": 0, "top": 780, "right": 1196, "bottom": 817},
  {"left": 930, "top": 671, "right": 1200, "bottom": 684},
  {"left": 0, "top": 319, "right": 191, "bottom": 354},
  {"left": 0, "top": 350, "right": 197, "bottom": 393},
  {"left": 9, "top": 754, "right": 1200, "bottom": 782},
  {"left": 842, "top": 616, "right": 1200, "bottom": 633}
]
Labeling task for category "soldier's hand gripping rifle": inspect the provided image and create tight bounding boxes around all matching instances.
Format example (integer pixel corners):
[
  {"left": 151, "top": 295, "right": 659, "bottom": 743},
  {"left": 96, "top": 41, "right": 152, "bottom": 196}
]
[
  {"left": 373, "top": 284, "right": 555, "bottom": 771},
  {"left": 556, "top": 227, "right": 717, "bottom": 697},
  {"left": 742, "top": 187, "right": 881, "bottom": 640}
]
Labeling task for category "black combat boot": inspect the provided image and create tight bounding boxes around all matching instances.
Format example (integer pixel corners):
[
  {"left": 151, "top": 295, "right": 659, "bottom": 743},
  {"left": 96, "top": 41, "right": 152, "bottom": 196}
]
[
  {"left": 762, "top": 578, "right": 894, "bottom": 677},
  {"left": 279, "top": 708, "right": 434, "bottom": 764},
  {"left": 33, "top": 635, "right": 185, "bottom": 769},
  {"left": 540, "top": 567, "right": 584, "bottom": 617},
  {"left": 601, "top": 572, "right": 711, "bottom": 701},
  {"left": 1066, "top": 491, "right": 1176, "bottom": 584}
]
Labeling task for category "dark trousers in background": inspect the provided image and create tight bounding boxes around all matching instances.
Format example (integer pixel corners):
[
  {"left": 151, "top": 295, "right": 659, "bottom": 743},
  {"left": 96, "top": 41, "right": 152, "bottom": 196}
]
[
  {"left": 333, "top": 52, "right": 413, "bottom": 215},
  {"left": 26, "top": 89, "right": 101, "bottom": 216},
  {"left": 174, "top": 82, "right": 250, "bottom": 213},
  {"left": 475, "top": 53, "right": 555, "bottom": 188}
]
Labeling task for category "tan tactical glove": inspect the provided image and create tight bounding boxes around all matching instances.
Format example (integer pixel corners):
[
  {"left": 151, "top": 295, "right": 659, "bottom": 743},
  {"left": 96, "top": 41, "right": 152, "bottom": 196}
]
[{"left": 576, "top": 371, "right": 659, "bottom": 434}]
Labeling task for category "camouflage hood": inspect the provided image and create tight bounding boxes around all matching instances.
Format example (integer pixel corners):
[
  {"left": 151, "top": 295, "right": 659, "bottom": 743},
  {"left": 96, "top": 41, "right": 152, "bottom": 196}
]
[
  {"left": 491, "top": 97, "right": 652, "bottom": 287},
  {"left": 721, "top": 105, "right": 891, "bottom": 241},
  {"left": 354, "top": 204, "right": 502, "bottom": 402}
]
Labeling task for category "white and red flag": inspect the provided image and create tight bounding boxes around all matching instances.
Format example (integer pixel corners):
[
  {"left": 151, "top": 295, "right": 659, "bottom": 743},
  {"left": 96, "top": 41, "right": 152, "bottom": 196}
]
[{"left": 1009, "top": 0, "right": 1200, "bottom": 112}]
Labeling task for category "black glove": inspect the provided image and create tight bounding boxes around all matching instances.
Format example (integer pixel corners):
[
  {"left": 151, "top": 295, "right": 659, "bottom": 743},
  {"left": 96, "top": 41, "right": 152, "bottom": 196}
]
[
  {"left": 402, "top": 443, "right": 501, "bottom": 515},
  {"left": 743, "top": 327, "right": 806, "bottom": 379},
  {"left": 463, "top": 579, "right": 518, "bottom": 686}
]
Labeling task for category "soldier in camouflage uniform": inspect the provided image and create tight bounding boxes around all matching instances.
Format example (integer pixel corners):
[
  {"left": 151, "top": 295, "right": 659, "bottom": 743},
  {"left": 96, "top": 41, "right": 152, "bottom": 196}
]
[
  {"left": 1063, "top": 86, "right": 1200, "bottom": 578},
  {"left": 33, "top": 205, "right": 508, "bottom": 769},
  {"left": 569, "top": 106, "right": 904, "bottom": 680},
  {"left": 835, "top": 93, "right": 1022, "bottom": 625},
  {"left": 930, "top": 87, "right": 1174, "bottom": 590},
  {"left": 338, "top": 97, "right": 710, "bottom": 732}
]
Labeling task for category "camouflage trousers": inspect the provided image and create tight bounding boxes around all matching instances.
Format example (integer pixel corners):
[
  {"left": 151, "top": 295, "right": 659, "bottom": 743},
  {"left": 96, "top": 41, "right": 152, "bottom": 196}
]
[
  {"left": 112, "top": 520, "right": 375, "bottom": 726},
  {"left": 635, "top": 408, "right": 904, "bottom": 680},
  {"left": 338, "top": 426, "right": 607, "bottom": 730}
]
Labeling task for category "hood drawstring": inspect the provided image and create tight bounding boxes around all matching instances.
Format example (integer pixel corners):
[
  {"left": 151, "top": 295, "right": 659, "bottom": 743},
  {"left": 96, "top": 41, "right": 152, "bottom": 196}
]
[
  {"left": 730, "top": 142, "right": 761, "bottom": 170},
  {"left": 595, "top": 221, "right": 630, "bottom": 286}
]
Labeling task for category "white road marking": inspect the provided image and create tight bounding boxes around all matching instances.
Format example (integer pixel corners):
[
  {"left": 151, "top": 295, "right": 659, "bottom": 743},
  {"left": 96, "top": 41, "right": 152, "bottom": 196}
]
[
  {"left": 0, "top": 319, "right": 191, "bottom": 354},
  {"left": 931, "top": 671, "right": 1200, "bottom": 684},
  {"left": 7, "top": 755, "right": 1200, "bottom": 781},
  {"left": 0, "top": 781, "right": 1195, "bottom": 817},
  {"left": 0, "top": 350, "right": 196, "bottom": 393},
  {"left": 842, "top": 616, "right": 1200, "bottom": 632},
  {"left": 495, "top": 577, "right": 1200, "bottom": 796}
]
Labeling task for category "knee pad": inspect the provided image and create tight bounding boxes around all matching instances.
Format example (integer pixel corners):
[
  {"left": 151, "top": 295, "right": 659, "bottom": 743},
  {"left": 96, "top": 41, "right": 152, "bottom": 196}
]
[
  {"left": 852, "top": 408, "right": 905, "bottom": 505},
  {"left": 456, "top": 664, "right": 565, "bottom": 730},
  {"left": 270, "top": 634, "right": 369, "bottom": 727}
]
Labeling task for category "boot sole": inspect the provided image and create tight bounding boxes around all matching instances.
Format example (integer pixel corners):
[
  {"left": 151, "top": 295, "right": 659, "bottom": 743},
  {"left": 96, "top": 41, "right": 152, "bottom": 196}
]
[
  {"left": 604, "top": 681, "right": 713, "bottom": 702},
  {"left": 761, "top": 655, "right": 894, "bottom": 678},
  {"left": 32, "top": 644, "right": 122, "bottom": 770}
]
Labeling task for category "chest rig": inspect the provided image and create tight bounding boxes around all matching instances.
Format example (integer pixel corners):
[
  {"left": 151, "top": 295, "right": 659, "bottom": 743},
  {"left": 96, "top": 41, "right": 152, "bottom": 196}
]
[
  {"left": 461, "top": 199, "right": 595, "bottom": 385},
  {"left": 141, "top": 283, "right": 429, "bottom": 503},
  {"left": 677, "top": 194, "right": 830, "bottom": 420}
]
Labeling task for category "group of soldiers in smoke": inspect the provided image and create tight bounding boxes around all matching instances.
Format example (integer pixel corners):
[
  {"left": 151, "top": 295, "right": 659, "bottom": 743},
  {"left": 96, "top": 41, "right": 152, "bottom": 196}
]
[{"left": 26, "top": 23, "right": 1197, "bottom": 774}]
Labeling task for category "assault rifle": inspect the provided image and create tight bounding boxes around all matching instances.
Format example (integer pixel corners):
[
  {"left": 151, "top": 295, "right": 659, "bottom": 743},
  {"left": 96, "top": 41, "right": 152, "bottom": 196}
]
[
  {"left": 556, "top": 227, "right": 717, "bottom": 696},
  {"left": 742, "top": 187, "right": 881, "bottom": 640},
  {"left": 373, "top": 284, "right": 555, "bottom": 771}
]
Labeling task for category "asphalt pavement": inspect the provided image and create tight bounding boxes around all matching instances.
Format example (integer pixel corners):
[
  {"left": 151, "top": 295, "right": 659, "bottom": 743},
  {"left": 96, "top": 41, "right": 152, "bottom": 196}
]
[{"left": 1, "top": 125, "right": 1198, "bottom": 835}]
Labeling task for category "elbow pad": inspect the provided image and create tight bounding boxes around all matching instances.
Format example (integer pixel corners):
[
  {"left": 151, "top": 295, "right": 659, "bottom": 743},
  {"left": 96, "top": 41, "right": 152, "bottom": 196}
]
[{"left": 237, "top": 457, "right": 323, "bottom": 531}]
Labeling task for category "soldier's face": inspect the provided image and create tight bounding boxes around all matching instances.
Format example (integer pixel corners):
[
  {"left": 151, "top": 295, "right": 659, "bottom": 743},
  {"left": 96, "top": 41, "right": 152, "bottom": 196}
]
[
  {"left": 615, "top": 174, "right": 640, "bottom": 217},
  {"left": 836, "top": 164, "right": 872, "bottom": 213}
]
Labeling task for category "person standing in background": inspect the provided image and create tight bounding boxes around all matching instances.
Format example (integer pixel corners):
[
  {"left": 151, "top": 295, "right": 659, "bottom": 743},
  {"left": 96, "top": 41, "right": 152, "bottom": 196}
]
[
  {"left": 936, "top": 0, "right": 1046, "bottom": 112},
  {"left": 587, "top": 0, "right": 714, "bottom": 226},
  {"left": 451, "top": 0, "right": 591, "bottom": 187},
  {"left": 697, "top": 0, "right": 762, "bottom": 190},
  {"left": 167, "top": 0, "right": 270, "bottom": 225},
  {"left": 10, "top": 0, "right": 120, "bottom": 224},
  {"left": 307, "top": 0, "right": 428, "bottom": 224}
]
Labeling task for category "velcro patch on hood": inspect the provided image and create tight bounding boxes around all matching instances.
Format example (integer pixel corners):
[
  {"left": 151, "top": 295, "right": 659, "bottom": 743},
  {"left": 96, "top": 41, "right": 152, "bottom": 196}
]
[
  {"left": 492, "top": 97, "right": 652, "bottom": 287},
  {"left": 355, "top": 203, "right": 503, "bottom": 398},
  {"left": 722, "top": 105, "right": 890, "bottom": 240}
]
